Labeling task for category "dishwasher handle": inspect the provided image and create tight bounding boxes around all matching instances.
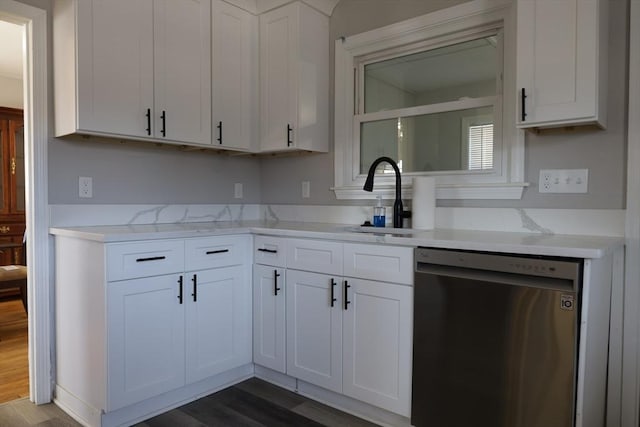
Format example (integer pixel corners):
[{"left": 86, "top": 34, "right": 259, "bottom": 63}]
[{"left": 416, "top": 262, "right": 577, "bottom": 293}]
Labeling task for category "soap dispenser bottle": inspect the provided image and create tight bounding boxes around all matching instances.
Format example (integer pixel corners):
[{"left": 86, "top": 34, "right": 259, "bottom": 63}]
[{"left": 373, "top": 196, "right": 386, "bottom": 227}]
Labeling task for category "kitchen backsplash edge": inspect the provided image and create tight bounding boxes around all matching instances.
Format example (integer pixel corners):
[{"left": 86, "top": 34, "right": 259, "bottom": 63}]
[{"left": 48, "top": 204, "right": 625, "bottom": 237}]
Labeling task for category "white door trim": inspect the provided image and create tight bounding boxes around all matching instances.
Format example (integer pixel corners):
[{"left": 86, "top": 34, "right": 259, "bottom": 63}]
[
  {"left": 0, "top": 0, "right": 51, "bottom": 404},
  {"left": 624, "top": 1, "right": 640, "bottom": 426}
]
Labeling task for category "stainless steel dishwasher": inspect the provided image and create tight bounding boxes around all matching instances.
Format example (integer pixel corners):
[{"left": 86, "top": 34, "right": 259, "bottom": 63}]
[{"left": 412, "top": 247, "right": 583, "bottom": 427}]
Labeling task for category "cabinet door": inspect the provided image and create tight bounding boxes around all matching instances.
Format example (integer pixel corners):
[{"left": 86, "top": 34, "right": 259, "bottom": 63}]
[
  {"left": 212, "top": 0, "right": 257, "bottom": 151},
  {"left": 185, "top": 265, "right": 251, "bottom": 383},
  {"left": 154, "top": 0, "right": 211, "bottom": 144},
  {"left": 253, "top": 265, "right": 286, "bottom": 373},
  {"left": 343, "top": 278, "right": 413, "bottom": 417},
  {"left": 76, "top": 0, "right": 154, "bottom": 137},
  {"left": 286, "top": 269, "right": 342, "bottom": 393},
  {"left": 259, "top": 3, "right": 298, "bottom": 151},
  {"left": 516, "top": 0, "right": 605, "bottom": 128},
  {"left": 107, "top": 274, "right": 185, "bottom": 411}
]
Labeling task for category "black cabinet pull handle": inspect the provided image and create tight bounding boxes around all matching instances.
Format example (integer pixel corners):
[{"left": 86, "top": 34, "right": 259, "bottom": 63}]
[
  {"left": 274, "top": 270, "right": 281, "bottom": 296},
  {"left": 217, "top": 121, "right": 222, "bottom": 144},
  {"left": 161, "top": 110, "right": 166, "bottom": 137},
  {"left": 136, "top": 256, "right": 166, "bottom": 262},
  {"left": 192, "top": 274, "right": 197, "bottom": 302},
  {"left": 287, "top": 124, "right": 293, "bottom": 147},
  {"left": 145, "top": 108, "right": 151, "bottom": 135},
  {"left": 521, "top": 88, "right": 527, "bottom": 122},
  {"left": 178, "top": 276, "right": 183, "bottom": 304},
  {"left": 258, "top": 248, "right": 277, "bottom": 254},
  {"left": 206, "top": 249, "right": 229, "bottom": 255},
  {"left": 330, "top": 278, "right": 337, "bottom": 308},
  {"left": 344, "top": 280, "right": 351, "bottom": 310}
]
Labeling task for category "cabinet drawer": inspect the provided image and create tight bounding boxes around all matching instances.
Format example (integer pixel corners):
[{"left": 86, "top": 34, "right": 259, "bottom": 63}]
[
  {"left": 107, "top": 240, "right": 184, "bottom": 281},
  {"left": 343, "top": 243, "right": 413, "bottom": 285},
  {"left": 287, "top": 238, "right": 343, "bottom": 275},
  {"left": 185, "top": 235, "right": 249, "bottom": 271},
  {"left": 254, "top": 236, "right": 287, "bottom": 267}
]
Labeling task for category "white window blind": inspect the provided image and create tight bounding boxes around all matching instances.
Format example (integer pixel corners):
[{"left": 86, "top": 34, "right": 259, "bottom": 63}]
[{"left": 468, "top": 124, "right": 493, "bottom": 170}]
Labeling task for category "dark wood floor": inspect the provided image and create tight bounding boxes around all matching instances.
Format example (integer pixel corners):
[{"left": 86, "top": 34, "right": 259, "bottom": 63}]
[
  {"left": 137, "top": 377, "right": 379, "bottom": 427},
  {"left": 0, "top": 377, "right": 379, "bottom": 427}
]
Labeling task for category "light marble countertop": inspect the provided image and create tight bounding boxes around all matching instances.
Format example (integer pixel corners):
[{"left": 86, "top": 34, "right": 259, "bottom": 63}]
[{"left": 49, "top": 220, "right": 624, "bottom": 259}]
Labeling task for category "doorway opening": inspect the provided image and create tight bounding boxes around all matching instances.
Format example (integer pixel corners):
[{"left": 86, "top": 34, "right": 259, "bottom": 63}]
[
  {"left": 0, "top": 18, "right": 28, "bottom": 405},
  {"left": 0, "top": 0, "right": 51, "bottom": 405}
]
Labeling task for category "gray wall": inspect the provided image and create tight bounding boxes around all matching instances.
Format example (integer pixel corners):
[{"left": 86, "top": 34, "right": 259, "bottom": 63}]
[
  {"left": 49, "top": 136, "right": 261, "bottom": 204},
  {"left": 260, "top": 0, "right": 629, "bottom": 209}
]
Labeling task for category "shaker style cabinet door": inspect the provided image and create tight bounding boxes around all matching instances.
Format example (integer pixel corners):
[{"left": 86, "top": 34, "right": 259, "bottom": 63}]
[
  {"left": 259, "top": 2, "right": 328, "bottom": 153},
  {"left": 342, "top": 278, "right": 413, "bottom": 417},
  {"left": 185, "top": 265, "right": 252, "bottom": 383},
  {"left": 285, "top": 269, "right": 343, "bottom": 393},
  {"left": 107, "top": 274, "right": 186, "bottom": 411},
  {"left": 74, "top": 0, "right": 154, "bottom": 137},
  {"left": 212, "top": 0, "right": 257, "bottom": 151},
  {"left": 259, "top": 3, "right": 297, "bottom": 152},
  {"left": 516, "top": 0, "right": 607, "bottom": 128},
  {"left": 154, "top": 0, "right": 212, "bottom": 145},
  {"left": 253, "top": 264, "right": 287, "bottom": 373}
]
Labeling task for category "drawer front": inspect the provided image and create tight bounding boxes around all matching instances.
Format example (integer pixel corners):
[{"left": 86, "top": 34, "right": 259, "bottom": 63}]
[
  {"left": 343, "top": 243, "right": 413, "bottom": 285},
  {"left": 107, "top": 240, "right": 184, "bottom": 281},
  {"left": 185, "top": 235, "right": 249, "bottom": 271},
  {"left": 287, "top": 238, "right": 343, "bottom": 275},
  {"left": 254, "top": 236, "right": 287, "bottom": 267}
]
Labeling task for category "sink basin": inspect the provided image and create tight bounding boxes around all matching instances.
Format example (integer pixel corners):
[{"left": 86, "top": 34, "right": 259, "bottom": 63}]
[{"left": 343, "top": 226, "right": 418, "bottom": 235}]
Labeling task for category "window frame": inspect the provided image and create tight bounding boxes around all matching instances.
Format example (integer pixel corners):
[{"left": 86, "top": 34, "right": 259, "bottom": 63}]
[
  {"left": 462, "top": 114, "right": 495, "bottom": 170},
  {"left": 333, "top": 0, "right": 527, "bottom": 200}
]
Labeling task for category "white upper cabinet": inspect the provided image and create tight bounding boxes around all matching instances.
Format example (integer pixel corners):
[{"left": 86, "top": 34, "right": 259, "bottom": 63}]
[
  {"left": 212, "top": 0, "right": 258, "bottom": 151},
  {"left": 54, "top": 0, "right": 154, "bottom": 139},
  {"left": 516, "top": 0, "right": 608, "bottom": 129},
  {"left": 259, "top": 1, "right": 329, "bottom": 153},
  {"left": 54, "top": 0, "right": 211, "bottom": 145},
  {"left": 154, "top": 0, "right": 212, "bottom": 145}
]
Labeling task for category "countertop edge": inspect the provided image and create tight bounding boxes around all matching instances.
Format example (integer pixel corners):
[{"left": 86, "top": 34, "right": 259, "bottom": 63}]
[{"left": 49, "top": 222, "right": 624, "bottom": 259}]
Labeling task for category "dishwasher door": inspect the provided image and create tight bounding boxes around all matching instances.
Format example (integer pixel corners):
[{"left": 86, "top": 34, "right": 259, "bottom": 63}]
[{"left": 412, "top": 248, "right": 582, "bottom": 427}]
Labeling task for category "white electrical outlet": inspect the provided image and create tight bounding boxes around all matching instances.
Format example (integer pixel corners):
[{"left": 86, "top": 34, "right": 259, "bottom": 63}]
[
  {"left": 302, "top": 181, "right": 310, "bottom": 198},
  {"left": 79, "top": 176, "right": 93, "bottom": 198},
  {"left": 539, "top": 169, "right": 588, "bottom": 193},
  {"left": 234, "top": 183, "right": 243, "bottom": 199}
]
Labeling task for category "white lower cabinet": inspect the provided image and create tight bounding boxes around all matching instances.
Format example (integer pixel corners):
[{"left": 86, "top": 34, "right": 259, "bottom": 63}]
[
  {"left": 54, "top": 234, "right": 252, "bottom": 426},
  {"left": 107, "top": 274, "right": 186, "bottom": 411},
  {"left": 252, "top": 264, "right": 287, "bottom": 373},
  {"left": 342, "top": 278, "right": 413, "bottom": 416},
  {"left": 286, "top": 270, "right": 413, "bottom": 416},
  {"left": 185, "top": 265, "right": 251, "bottom": 384},
  {"left": 286, "top": 269, "right": 343, "bottom": 393},
  {"left": 253, "top": 237, "right": 413, "bottom": 417}
]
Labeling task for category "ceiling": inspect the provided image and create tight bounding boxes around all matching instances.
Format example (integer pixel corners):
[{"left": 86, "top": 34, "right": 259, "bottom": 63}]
[{"left": 0, "top": 20, "right": 24, "bottom": 80}]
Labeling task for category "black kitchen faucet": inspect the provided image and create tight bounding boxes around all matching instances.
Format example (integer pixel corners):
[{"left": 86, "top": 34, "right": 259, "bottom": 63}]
[{"left": 363, "top": 156, "right": 411, "bottom": 228}]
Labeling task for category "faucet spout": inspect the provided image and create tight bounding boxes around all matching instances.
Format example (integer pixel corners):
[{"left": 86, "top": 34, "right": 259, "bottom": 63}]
[{"left": 363, "top": 156, "right": 407, "bottom": 228}]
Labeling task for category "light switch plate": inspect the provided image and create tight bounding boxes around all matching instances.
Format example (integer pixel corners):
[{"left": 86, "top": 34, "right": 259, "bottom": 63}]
[
  {"left": 539, "top": 169, "right": 588, "bottom": 193},
  {"left": 234, "top": 183, "right": 243, "bottom": 199}
]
